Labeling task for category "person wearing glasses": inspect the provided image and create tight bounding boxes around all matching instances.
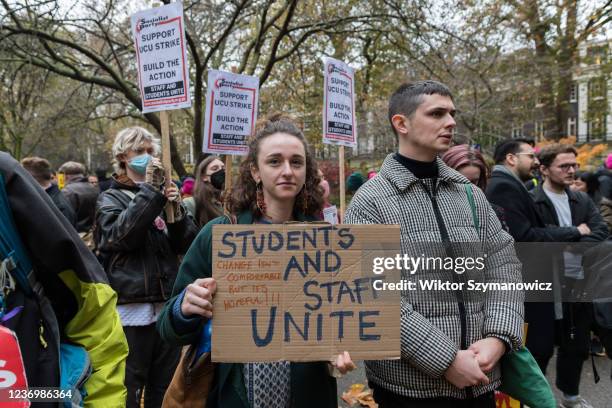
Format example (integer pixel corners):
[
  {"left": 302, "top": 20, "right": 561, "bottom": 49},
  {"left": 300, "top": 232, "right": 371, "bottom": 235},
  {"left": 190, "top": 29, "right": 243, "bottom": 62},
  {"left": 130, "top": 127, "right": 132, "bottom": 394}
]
[
  {"left": 486, "top": 140, "right": 594, "bottom": 402},
  {"left": 529, "top": 144, "right": 607, "bottom": 408},
  {"left": 487, "top": 138, "right": 590, "bottom": 245}
]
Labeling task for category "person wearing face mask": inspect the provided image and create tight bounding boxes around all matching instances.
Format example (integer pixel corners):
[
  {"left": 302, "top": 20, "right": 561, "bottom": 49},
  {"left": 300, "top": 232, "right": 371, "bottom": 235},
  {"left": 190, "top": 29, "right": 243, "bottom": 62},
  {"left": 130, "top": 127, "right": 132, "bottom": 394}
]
[
  {"left": 157, "top": 114, "right": 355, "bottom": 408},
  {"left": 94, "top": 126, "right": 198, "bottom": 408},
  {"left": 183, "top": 155, "right": 225, "bottom": 228}
]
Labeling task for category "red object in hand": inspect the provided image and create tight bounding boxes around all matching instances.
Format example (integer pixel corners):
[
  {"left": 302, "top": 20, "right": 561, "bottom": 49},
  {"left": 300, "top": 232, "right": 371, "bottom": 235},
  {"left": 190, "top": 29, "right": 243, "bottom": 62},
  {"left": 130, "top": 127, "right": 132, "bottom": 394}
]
[{"left": 0, "top": 325, "right": 30, "bottom": 407}]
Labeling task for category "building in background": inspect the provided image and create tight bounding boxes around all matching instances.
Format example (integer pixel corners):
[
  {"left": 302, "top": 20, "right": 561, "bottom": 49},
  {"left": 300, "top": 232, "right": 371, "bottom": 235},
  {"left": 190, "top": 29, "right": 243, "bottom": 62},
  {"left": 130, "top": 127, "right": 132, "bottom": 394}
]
[{"left": 575, "top": 39, "right": 611, "bottom": 143}]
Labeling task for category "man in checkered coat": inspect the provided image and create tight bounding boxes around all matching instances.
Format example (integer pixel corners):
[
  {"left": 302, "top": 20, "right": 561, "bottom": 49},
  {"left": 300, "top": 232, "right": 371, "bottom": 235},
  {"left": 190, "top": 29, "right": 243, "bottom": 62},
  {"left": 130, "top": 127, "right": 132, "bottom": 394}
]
[{"left": 345, "top": 81, "right": 524, "bottom": 407}]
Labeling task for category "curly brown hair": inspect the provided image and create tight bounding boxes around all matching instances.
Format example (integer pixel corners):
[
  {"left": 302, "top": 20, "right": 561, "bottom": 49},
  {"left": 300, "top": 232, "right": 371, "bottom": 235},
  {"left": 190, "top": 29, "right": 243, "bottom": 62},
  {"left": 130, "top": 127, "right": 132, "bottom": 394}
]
[{"left": 225, "top": 113, "right": 323, "bottom": 218}]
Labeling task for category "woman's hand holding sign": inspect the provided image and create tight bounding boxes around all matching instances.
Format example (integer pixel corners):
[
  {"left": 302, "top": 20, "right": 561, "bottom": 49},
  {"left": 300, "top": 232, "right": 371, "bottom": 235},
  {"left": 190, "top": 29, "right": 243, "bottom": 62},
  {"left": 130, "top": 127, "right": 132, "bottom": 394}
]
[{"left": 181, "top": 277, "right": 217, "bottom": 318}]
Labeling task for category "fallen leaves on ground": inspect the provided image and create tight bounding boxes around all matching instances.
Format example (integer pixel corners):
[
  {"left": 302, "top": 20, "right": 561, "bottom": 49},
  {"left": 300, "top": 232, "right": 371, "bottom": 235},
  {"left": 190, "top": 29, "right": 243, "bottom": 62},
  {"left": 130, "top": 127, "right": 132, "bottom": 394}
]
[{"left": 341, "top": 383, "right": 378, "bottom": 408}]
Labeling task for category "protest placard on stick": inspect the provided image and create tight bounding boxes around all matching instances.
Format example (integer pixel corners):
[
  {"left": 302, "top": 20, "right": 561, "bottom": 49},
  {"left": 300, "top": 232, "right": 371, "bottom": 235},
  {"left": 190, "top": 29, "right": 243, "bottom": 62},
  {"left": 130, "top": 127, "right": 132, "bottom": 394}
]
[
  {"left": 211, "top": 224, "right": 401, "bottom": 362},
  {"left": 322, "top": 57, "right": 357, "bottom": 149},
  {"left": 132, "top": 2, "right": 192, "bottom": 221},
  {"left": 131, "top": 2, "right": 191, "bottom": 114},
  {"left": 322, "top": 57, "right": 357, "bottom": 221},
  {"left": 203, "top": 70, "right": 259, "bottom": 156},
  {"left": 160, "top": 110, "right": 174, "bottom": 222}
]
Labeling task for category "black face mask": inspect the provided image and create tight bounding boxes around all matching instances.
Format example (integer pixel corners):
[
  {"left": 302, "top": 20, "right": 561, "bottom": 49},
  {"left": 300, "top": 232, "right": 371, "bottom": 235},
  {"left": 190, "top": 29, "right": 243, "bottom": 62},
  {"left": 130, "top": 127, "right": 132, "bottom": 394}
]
[{"left": 210, "top": 169, "right": 225, "bottom": 190}]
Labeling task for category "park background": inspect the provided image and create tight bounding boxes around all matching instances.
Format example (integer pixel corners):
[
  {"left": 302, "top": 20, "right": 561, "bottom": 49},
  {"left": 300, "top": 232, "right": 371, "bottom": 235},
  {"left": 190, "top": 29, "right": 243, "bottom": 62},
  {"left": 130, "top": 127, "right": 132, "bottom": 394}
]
[{"left": 0, "top": 0, "right": 610, "bottom": 203}]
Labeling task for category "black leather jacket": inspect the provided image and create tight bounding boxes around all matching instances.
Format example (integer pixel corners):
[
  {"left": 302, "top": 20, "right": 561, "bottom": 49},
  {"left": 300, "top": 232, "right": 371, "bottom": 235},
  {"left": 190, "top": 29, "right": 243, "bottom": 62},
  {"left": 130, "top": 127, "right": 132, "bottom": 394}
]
[{"left": 95, "top": 177, "right": 197, "bottom": 304}]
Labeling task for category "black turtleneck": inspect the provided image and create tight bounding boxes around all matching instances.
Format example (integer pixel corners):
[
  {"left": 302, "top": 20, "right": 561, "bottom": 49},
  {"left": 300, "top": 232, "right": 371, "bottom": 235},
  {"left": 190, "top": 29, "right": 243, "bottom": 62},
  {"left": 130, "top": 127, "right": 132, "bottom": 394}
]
[{"left": 393, "top": 153, "right": 438, "bottom": 179}]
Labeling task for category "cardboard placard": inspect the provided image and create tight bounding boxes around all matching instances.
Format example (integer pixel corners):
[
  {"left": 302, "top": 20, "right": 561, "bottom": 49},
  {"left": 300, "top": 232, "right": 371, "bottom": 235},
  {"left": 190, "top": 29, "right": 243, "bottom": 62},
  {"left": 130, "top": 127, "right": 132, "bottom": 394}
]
[
  {"left": 131, "top": 2, "right": 191, "bottom": 113},
  {"left": 203, "top": 70, "right": 259, "bottom": 155},
  {"left": 211, "top": 224, "right": 401, "bottom": 362},
  {"left": 322, "top": 57, "right": 357, "bottom": 148}
]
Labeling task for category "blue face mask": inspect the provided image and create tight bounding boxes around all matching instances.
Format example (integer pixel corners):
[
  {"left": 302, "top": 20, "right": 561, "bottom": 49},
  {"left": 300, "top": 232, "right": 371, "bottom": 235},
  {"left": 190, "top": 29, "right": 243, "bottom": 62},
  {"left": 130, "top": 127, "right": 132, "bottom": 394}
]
[{"left": 128, "top": 153, "right": 151, "bottom": 175}]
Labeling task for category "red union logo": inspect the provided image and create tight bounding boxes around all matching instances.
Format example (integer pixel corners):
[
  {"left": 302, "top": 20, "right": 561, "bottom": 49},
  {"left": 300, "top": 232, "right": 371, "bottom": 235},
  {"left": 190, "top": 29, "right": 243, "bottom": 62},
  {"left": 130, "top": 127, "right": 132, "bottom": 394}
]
[
  {"left": 136, "top": 18, "right": 144, "bottom": 33},
  {"left": 328, "top": 63, "right": 345, "bottom": 75},
  {"left": 214, "top": 77, "right": 244, "bottom": 90}
]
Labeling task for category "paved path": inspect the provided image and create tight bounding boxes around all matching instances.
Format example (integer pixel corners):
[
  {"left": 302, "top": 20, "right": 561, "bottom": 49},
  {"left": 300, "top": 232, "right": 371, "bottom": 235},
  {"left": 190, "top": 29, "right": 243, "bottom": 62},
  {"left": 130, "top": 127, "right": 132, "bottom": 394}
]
[{"left": 337, "top": 355, "right": 611, "bottom": 407}]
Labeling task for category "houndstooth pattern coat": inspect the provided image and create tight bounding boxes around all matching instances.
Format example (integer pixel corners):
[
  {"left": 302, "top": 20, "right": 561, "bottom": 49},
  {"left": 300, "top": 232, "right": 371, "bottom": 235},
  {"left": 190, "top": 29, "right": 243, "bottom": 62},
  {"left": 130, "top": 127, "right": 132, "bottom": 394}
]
[{"left": 345, "top": 154, "right": 524, "bottom": 399}]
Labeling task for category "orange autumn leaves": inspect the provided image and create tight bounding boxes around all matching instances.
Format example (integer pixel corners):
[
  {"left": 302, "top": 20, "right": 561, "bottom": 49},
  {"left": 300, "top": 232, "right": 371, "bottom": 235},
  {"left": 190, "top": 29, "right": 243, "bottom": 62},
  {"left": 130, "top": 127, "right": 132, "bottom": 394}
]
[
  {"left": 341, "top": 384, "right": 377, "bottom": 408},
  {"left": 536, "top": 136, "right": 609, "bottom": 169}
]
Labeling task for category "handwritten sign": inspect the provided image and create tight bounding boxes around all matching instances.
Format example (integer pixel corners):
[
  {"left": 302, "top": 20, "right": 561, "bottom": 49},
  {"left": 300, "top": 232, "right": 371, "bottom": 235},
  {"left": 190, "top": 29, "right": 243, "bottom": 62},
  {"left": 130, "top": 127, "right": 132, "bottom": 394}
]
[
  {"left": 131, "top": 2, "right": 191, "bottom": 113},
  {"left": 203, "top": 70, "right": 259, "bottom": 155},
  {"left": 322, "top": 57, "right": 357, "bottom": 148},
  {"left": 211, "top": 224, "right": 400, "bottom": 362}
]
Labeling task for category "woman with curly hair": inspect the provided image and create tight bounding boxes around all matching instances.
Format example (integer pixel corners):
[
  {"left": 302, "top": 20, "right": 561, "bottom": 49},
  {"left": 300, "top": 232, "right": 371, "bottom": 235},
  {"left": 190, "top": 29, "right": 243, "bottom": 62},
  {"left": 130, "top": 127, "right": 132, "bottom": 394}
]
[{"left": 157, "top": 114, "right": 355, "bottom": 408}]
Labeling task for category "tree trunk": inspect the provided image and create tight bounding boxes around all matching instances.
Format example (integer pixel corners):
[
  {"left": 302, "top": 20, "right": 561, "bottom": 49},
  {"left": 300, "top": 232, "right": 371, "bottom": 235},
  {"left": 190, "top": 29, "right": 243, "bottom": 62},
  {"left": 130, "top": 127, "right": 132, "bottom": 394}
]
[{"left": 144, "top": 112, "right": 187, "bottom": 177}]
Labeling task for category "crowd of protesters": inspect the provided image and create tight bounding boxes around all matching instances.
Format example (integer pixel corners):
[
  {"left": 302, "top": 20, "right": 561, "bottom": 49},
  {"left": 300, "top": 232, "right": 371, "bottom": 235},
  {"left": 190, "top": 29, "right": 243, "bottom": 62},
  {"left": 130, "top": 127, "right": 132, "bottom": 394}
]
[{"left": 2, "top": 80, "right": 612, "bottom": 408}]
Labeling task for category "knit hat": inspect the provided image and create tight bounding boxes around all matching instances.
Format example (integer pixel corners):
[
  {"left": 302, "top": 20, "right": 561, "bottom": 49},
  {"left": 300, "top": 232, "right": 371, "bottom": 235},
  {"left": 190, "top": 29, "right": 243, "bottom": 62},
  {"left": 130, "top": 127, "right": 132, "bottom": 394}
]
[
  {"left": 346, "top": 172, "right": 365, "bottom": 193},
  {"left": 181, "top": 177, "right": 195, "bottom": 195},
  {"left": 606, "top": 154, "right": 612, "bottom": 170}
]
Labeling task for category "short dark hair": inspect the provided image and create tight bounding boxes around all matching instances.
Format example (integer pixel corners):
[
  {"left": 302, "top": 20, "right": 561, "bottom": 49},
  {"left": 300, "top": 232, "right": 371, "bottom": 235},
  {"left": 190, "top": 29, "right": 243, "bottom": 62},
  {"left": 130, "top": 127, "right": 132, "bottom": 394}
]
[
  {"left": 21, "top": 157, "right": 52, "bottom": 183},
  {"left": 388, "top": 80, "right": 453, "bottom": 135},
  {"left": 538, "top": 144, "right": 578, "bottom": 167},
  {"left": 95, "top": 168, "right": 108, "bottom": 179},
  {"left": 493, "top": 138, "right": 535, "bottom": 164}
]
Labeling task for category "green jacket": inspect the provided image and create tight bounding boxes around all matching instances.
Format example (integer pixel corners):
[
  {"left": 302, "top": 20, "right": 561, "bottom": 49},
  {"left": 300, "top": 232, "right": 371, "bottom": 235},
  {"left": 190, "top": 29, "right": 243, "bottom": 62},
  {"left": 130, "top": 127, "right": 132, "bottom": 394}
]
[{"left": 157, "top": 211, "right": 338, "bottom": 408}]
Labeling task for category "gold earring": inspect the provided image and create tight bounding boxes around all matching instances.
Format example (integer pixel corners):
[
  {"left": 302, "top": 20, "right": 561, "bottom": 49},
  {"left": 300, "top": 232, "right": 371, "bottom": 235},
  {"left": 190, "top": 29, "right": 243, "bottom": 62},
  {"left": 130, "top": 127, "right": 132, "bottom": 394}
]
[{"left": 256, "top": 181, "right": 266, "bottom": 215}]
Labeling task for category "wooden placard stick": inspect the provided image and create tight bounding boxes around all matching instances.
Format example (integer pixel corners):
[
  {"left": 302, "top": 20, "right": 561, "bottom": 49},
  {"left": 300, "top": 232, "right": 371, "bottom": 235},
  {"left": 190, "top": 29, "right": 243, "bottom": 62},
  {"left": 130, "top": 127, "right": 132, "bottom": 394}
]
[
  {"left": 224, "top": 155, "right": 233, "bottom": 192},
  {"left": 160, "top": 110, "right": 175, "bottom": 223},
  {"left": 339, "top": 145, "right": 346, "bottom": 222},
  {"left": 223, "top": 66, "right": 237, "bottom": 195}
]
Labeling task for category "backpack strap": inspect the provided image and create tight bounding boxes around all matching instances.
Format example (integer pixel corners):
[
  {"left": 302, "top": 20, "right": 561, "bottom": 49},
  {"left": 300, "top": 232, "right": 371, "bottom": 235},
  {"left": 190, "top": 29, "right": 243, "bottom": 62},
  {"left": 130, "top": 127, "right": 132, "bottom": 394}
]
[
  {"left": 465, "top": 184, "right": 480, "bottom": 230},
  {"left": 0, "top": 172, "right": 61, "bottom": 356}
]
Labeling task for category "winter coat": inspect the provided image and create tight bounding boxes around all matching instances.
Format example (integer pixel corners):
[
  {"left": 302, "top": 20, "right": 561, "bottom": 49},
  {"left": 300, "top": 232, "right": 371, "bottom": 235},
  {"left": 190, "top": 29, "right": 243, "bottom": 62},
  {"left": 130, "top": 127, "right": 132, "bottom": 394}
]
[
  {"left": 486, "top": 169, "right": 581, "bottom": 242},
  {"left": 62, "top": 177, "right": 98, "bottom": 233},
  {"left": 46, "top": 183, "right": 77, "bottom": 227},
  {"left": 95, "top": 176, "right": 197, "bottom": 304},
  {"left": 530, "top": 185, "right": 608, "bottom": 243},
  {"left": 344, "top": 154, "right": 524, "bottom": 399},
  {"left": 599, "top": 197, "right": 612, "bottom": 234}
]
